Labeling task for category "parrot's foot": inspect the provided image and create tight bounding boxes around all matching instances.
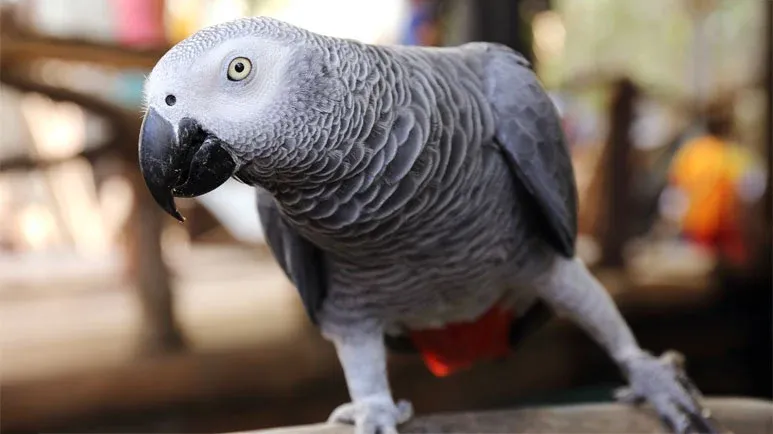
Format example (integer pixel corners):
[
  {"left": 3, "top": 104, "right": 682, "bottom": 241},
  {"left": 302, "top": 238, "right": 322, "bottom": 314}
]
[
  {"left": 327, "top": 397, "right": 413, "bottom": 434},
  {"left": 616, "top": 350, "right": 723, "bottom": 434}
]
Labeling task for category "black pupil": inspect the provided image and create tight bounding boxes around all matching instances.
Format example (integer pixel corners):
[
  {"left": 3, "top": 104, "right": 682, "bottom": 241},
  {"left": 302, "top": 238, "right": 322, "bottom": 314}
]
[
  {"left": 234, "top": 62, "right": 244, "bottom": 73},
  {"left": 165, "top": 94, "right": 176, "bottom": 106}
]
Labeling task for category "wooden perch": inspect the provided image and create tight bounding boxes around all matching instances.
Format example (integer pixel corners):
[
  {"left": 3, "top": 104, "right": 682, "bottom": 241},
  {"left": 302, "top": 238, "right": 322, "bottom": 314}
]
[
  {"left": 0, "top": 31, "right": 167, "bottom": 69},
  {"left": 0, "top": 68, "right": 138, "bottom": 171},
  {"left": 247, "top": 398, "right": 772, "bottom": 434},
  {"left": 0, "top": 145, "right": 115, "bottom": 172},
  {"left": 0, "top": 69, "right": 138, "bottom": 130},
  {"left": 0, "top": 61, "right": 153, "bottom": 166}
]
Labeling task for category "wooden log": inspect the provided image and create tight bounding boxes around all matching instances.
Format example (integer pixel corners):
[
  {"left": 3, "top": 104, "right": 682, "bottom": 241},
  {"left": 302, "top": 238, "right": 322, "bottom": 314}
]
[
  {"left": 243, "top": 397, "right": 772, "bottom": 434},
  {"left": 597, "top": 78, "right": 639, "bottom": 268},
  {"left": 0, "top": 143, "right": 116, "bottom": 172},
  {"left": 0, "top": 69, "right": 137, "bottom": 124},
  {"left": 0, "top": 32, "right": 166, "bottom": 69},
  {"left": 471, "top": 0, "right": 535, "bottom": 64},
  {"left": 126, "top": 170, "right": 189, "bottom": 354},
  {"left": 0, "top": 68, "right": 135, "bottom": 168}
]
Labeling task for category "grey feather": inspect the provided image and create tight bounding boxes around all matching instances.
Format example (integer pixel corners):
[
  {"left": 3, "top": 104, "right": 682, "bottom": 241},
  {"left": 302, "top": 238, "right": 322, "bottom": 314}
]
[
  {"left": 230, "top": 38, "right": 563, "bottom": 335},
  {"left": 256, "top": 188, "right": 327, "bottom": 323},
  {"left": 482, "top": 44, "right": 578, "bottom": 257}
]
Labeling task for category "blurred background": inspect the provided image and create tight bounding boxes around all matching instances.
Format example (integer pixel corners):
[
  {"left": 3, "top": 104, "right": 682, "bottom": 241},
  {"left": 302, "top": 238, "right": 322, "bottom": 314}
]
[{"left": 0, "top": 0, "right": 770, "bottom": 432}]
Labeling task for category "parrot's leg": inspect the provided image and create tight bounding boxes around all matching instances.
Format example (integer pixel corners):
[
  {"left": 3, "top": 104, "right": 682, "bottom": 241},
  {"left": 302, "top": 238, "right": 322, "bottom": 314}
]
[
  {"left": 534, "top": 256, "right": 720, "bottom": 434},
  {"left": 325, "top": 329, "right": 413, "bottom": 434}
]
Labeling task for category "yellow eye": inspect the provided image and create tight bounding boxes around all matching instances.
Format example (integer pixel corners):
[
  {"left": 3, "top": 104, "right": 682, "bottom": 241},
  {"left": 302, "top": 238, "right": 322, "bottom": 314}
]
[{"left": 227, "top": 57, "right": 252, "bottom": 81}]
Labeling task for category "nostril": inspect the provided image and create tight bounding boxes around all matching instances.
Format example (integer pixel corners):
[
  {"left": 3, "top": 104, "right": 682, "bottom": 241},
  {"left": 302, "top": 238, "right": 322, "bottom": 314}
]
[{"left": 165, "top": 94, "right": 177, "bottom": 106}]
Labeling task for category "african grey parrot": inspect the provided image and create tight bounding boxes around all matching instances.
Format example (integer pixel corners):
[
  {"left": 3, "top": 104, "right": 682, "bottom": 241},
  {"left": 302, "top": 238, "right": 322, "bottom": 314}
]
[{"left": 139, "top": 17, "right": 719, "bottom": 434}]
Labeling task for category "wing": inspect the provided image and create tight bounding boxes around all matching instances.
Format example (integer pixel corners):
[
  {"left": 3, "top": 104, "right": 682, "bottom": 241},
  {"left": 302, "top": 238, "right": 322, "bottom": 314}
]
[
  {"left": 483, "top": 44, "right": 578, "bottom": 257},
  {"left": 256, "top": 188, "right": 327, "bottom": 323}
]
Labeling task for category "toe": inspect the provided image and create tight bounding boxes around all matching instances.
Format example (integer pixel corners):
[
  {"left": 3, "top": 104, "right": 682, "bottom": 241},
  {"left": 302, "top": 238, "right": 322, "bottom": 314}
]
[
  {"left": 354, "top": 423, "right": 398, "bottom": 434},
  {"left": 661, "top": 350, "right": 686, "bottom": 369},
  {"left": 331, "top": 399, "right": 411, "bottom": 434},
  {"left": 651, "top": 393, "right": 723, "bottom": 434},
  {"left": 621, "top": 351, "right": 727, "bottom": 434},
  {"left": 614, "top": 386, "right": 644, "bottom": 405},
  {"left": 354, "top": 421, "right": 375, "bottom": 434},
  {"left": 355, "top": 414, "right": 398, "bottom": 434},
  {"left": 652, "top": 395, "right": 692, "bottom": 434},
  {"left": 662, "top": 356, "right": 703, "bottom": 414},
  {"left": 667, "top": 379, "right": 701, "bottom": 415},
  {"left": 395, "top": 399, "right": 414, "bottom": 424},
  {"left": 683, "top": 407, "right": 723, "bottom": 434},
  {"left": 671, "top": 375, "right": 722, "bottom": 433},
  {"left": 328, "top": 402, "right": 356, "bottom": 424}
]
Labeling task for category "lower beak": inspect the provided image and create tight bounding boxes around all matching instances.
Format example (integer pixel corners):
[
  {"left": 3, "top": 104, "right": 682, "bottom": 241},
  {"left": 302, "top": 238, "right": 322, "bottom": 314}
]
[{"left": 138, "top": 108, "right": 236, "bottom": 222}]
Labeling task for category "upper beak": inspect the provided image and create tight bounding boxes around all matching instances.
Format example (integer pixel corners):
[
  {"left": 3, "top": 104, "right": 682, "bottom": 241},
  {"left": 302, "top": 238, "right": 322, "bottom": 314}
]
[{"left": 138, "top": 108, "right": 237, "bottom": 222}]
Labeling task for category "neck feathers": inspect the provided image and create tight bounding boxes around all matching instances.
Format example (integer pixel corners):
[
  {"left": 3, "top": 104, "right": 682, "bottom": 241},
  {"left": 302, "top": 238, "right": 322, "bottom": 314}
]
[{"left": 239, "top": 43, "right": 429, "bottom": 238}]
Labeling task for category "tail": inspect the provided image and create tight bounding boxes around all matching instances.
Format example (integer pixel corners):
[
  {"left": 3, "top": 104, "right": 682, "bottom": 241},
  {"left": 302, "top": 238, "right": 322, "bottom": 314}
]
[{"left": 384, "top": 300, "right": 554, "bottom": 376}]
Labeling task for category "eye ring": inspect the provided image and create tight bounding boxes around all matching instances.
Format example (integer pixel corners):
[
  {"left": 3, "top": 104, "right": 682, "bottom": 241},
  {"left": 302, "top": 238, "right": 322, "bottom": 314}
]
[{"left": 227, "top": 57, "right": 252, "bottom": 81}]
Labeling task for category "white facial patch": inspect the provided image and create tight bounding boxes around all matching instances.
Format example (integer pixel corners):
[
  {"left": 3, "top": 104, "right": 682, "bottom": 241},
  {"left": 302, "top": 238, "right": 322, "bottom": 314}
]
[{"left": 143, "top": 36, "right": 293, "bottom": 144}]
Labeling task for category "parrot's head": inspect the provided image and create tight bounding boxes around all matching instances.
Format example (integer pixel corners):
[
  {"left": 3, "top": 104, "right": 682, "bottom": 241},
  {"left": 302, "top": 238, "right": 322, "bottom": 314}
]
[{"left": 139, "top": 17, "right": 338, "bottom": 221}]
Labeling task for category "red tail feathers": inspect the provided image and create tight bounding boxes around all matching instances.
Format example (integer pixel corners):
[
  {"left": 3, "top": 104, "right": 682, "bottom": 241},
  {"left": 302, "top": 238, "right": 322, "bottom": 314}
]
[{"left": 408, "top": 305, "right": 513, "bottom": 377}]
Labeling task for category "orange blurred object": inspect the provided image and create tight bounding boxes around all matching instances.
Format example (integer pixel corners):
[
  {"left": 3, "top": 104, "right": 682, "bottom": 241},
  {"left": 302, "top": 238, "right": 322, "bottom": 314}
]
[{"left": 669, "top": 134, "right": 754, "bottom": 263}]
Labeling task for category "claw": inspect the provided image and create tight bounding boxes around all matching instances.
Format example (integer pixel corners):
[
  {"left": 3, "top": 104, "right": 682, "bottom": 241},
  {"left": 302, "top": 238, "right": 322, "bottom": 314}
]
[
  {"left": 618, "top": 351, "right": 732, "bottom": 434},
  {"left": 613, "top": 387, "right": 644, "bottom": 405},
  {"left": 681, "top": 404, "right": 726, "bottom": 434},
  {"left": 328, "top": 402, "right": 357, "bottom": 424},
  {"left": 327, "top": 398, "right": 413, "bottom": 434},
  {"left": 663, "top": 350, "right": 686, "bottom": 369}
]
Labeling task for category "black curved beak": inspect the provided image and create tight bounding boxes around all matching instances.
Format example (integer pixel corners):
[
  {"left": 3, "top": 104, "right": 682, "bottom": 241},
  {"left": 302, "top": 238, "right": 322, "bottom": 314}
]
[{"left": 138, "top": 108, "right": 237, "bottom": 222}]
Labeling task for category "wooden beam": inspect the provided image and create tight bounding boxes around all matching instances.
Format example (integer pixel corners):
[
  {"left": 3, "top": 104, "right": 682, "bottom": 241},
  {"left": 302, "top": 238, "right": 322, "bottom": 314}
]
[
  {"left": 0, "top": 144, "right": 116, "bottom": 173},
  {"left": 243, "top": 398, "right": 771, "bottom": 434},
  {"left": 598, "top": 78, "right": 639, "bottom": 268},
  {"left": 0, "top": 68, "right": 138, "bottom": 135},
  {"left": 0, "top": 33, "right": 167, "bottom": 69},
  {"left": 470, "top": 0, "right": 536, "bottom": 64}
]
